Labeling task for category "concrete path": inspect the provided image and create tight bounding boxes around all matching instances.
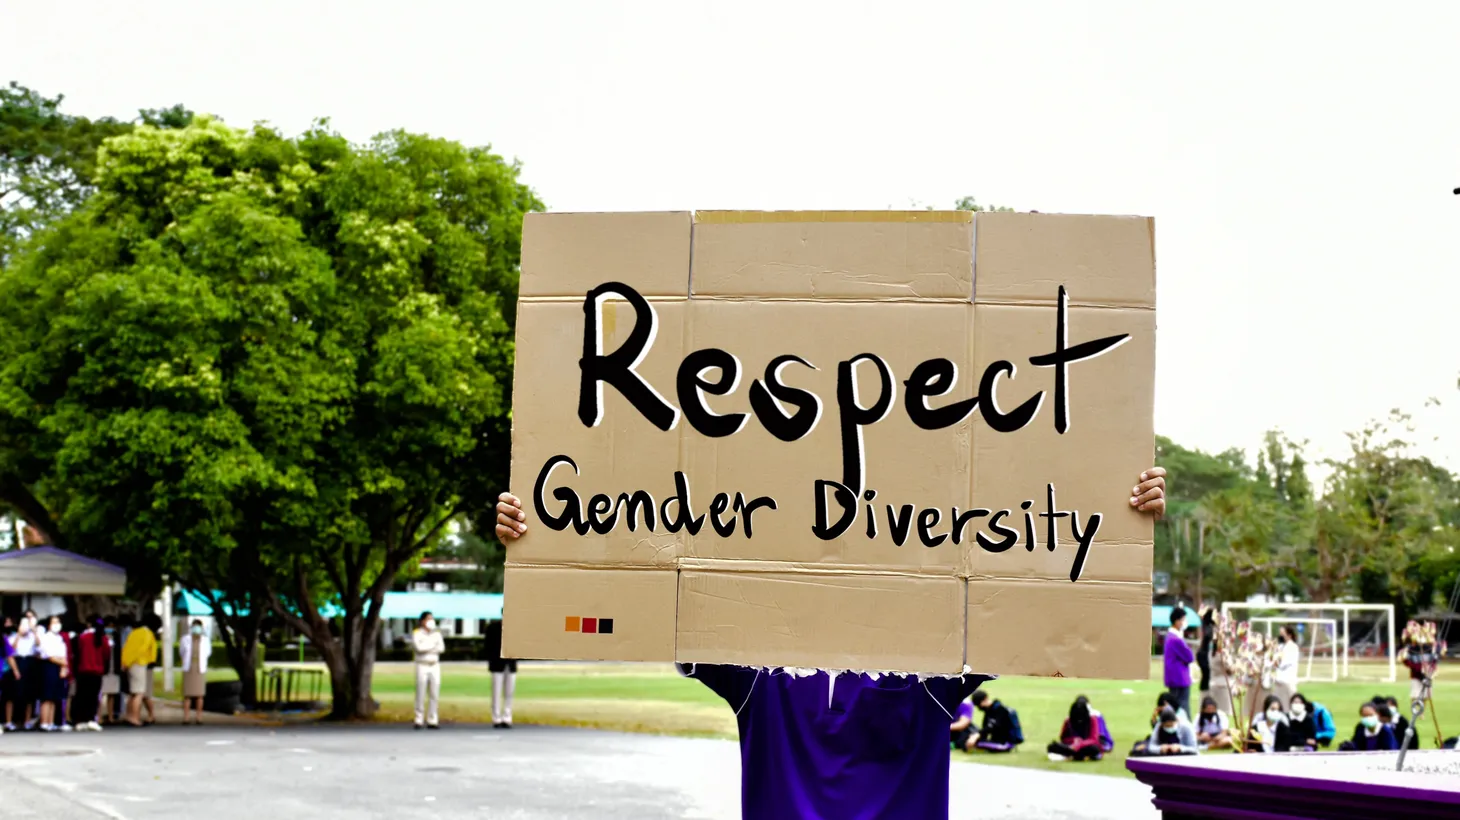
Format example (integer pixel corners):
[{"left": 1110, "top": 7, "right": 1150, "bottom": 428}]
[{"left": 0, "top": 723, "right": 1157, "bottom": 819}]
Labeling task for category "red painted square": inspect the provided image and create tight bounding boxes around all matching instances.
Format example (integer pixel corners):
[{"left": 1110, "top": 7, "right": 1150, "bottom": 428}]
[{"left": 582, "top": 617, "right": 598, "bottom": 634}]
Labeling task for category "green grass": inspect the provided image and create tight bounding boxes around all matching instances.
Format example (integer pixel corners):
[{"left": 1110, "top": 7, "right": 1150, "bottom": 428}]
[{"left": 184, "top": 659, "right": 1457, "bottom": 777}]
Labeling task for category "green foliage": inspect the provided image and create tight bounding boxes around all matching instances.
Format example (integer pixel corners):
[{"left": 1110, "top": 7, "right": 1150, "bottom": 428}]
[
  {"left": 0, "top": 115, "right": 541, "bottom": 716},
  {"left": 952, "top": 195, "right": 1012, "bottom": 212}
]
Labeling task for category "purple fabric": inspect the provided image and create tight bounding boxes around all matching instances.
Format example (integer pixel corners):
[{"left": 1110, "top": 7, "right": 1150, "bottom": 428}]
[
  {"left": 682, "top": 665, "right": 989, "bottom": 820},
  {"left": 1095, "top": 713, "right": 1115, "bottom": 753},
  {"left": 1163, "top": 630, "right": 1194, "bottom": 687},
  {"left": 955, "top": 701, "right": 973, "bottom": 724},
  {"left": 974, "top": 740, "right": 1015, "bottom": 752}
]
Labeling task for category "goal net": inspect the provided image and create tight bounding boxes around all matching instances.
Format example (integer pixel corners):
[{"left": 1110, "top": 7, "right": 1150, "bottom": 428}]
[{"left": 1221, "top": 603, "right": 1396, "bottom": 683}]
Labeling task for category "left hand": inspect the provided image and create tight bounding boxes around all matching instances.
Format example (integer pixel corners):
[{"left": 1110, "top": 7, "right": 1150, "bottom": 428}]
[{"left": 1131, "top": 467, "right": 1167, "bottom": 520}]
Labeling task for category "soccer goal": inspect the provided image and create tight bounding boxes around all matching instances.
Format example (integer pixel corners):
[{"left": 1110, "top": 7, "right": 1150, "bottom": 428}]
[
  {"left": 1250, "top": 617, "right": 1338, "bottom": 683},
  {"left": 1221, "top": 602, "right": 1396, "bottom": 683}
]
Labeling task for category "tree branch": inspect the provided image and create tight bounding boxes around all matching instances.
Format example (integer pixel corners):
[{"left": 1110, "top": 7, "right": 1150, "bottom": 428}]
[{"left": 0, "top": 479, "right": 66, "bottom": 550}]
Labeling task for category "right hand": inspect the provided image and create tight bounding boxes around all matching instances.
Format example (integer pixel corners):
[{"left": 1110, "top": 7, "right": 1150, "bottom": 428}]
[{"left": 495, "top": 493, "right": 528, "bottom": 543}]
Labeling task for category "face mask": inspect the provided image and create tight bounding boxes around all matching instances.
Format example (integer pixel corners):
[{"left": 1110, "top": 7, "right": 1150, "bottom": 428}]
[
  {"left": 423, "top": 620, "right": 435, "bottom": 631},
  {"left": 190, "top": 625, "right": 203, "bottom": 636},
  {"left": 104, "top": 627, "right": 115, "bottom": 635},
  {"left": 49, "top": 623, "right": 61, "bottom": 634},
  {"left": 1292, "top": 705, "right": 1306, "bottom": 719},
  {"left": 1266, "top": 710, "right": 1283, "bottom": 723},
  {"left": 1361, "top": 715, "right": 1379, "bottom": 730}
]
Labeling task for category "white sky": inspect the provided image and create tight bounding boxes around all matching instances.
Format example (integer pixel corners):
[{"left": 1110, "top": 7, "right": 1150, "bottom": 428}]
[{"left": 3, "top": 1, "right": 1459, "bottom": 480}]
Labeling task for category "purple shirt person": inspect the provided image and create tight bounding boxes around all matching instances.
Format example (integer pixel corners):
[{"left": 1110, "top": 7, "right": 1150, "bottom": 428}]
[
  {"left": 493, "top": 466, "right": 1168, "bottom": 819},
  {"left": 1163, "top": 608, "right": 1195, "bottom": 719}
]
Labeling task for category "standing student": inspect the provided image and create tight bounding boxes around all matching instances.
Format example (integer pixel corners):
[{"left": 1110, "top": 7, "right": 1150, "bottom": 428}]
[
  {"left": 122, "top": 615, "right": 158, "bottom": 727},
  {"left": 1163, "top": 608, "right": 1195, "bottom": 719},
  {"left": 178, "top": 619, "right": 210, "bottom": 725},
  {"left": 1272, "top": 626, "right": 1300, "bottom": 705},
  {"left": 36, "top": 615, "right": 69, "bottom": 732},
  {"left": 100, "top": 617, "right": 122, "bottom": 725},
  {"left": 411, "top": 611, "right": 444, "bottom": 730},
  {"left": 1047, "top": 696, "right": 1108, "bottom": 761},
  {"left": 1196, "top": 608, "right": 1216, "bottom": 695},
  {"left": 494, "top": 467, "right": 1168, "bottom": 820},
  {"left": 0, "top": 621, "right": 17, "bottom": 733},
  {"left": 484, "top": 619, "right": 517, "bottom": 729},
  {"left": 72, "top": 618, "right": 110, "bottom": 732},
  {"left": 9, "top": 612, "right": 39, "bottom": 730},
  {"left": 1339, "top": 703, "right": 1399, "bottom": 752}
]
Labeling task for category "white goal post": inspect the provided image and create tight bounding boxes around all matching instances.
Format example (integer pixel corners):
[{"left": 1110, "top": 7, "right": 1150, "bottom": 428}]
[
  {"left": 1249, "top": 617, "right": 1338, "bottom": 683},
  {"left": 1221, "top": 602, "right": 1396, "bottom": 683}
]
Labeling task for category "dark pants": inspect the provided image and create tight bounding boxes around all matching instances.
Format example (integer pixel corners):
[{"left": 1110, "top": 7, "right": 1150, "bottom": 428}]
[
  {"left": 71, "top": 674, "right": 102, "bottom": 725},
  {"left": 1197, "top": 657, "right": 1211, "bottom": 692},
  {"left": 1047, "top": 741, "right": 1102, "bottom": 761},
  {"left": 1167, "top": 686, "right": 1191, "bottom": 720}
]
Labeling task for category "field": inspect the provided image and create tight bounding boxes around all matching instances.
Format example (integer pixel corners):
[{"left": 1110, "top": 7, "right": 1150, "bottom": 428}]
[{"left": 190, "top": 659, "right": 1457, "bottom": 778}]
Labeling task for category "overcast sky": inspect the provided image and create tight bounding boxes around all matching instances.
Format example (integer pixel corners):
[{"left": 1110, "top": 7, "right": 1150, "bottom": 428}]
[{"left": 3, "top": 1, "right": 1458, "bottom": 481}]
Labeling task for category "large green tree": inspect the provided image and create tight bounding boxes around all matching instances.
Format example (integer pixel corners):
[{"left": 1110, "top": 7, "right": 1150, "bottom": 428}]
[{"left": 0, "top": 116, "right": 540, "bottom": 717}]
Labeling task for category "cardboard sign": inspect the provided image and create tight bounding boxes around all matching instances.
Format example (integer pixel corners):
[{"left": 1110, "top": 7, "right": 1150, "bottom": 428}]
[{"left": 504, "top": 210, "right": 1155, "bottom": 679}]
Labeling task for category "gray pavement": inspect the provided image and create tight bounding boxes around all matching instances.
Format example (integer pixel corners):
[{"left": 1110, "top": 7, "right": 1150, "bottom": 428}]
[{"left": 0, "top": 723, "right": 1157, "bottom": 819}]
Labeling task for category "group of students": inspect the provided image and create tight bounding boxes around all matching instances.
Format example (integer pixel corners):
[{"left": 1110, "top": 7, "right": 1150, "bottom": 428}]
[{"left": 0, "top": 610, "right": 170, "bottom": 732}]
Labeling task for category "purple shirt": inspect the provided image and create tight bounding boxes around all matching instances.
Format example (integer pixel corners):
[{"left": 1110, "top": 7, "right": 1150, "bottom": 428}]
[
  {"left": 682, "top": 665, "right": 989, "bottom": 820},
  {"left": 1163, "top": 629, "right": 1194, "bottom": 687},
  {"left": 955, "top": 701, "right": 973, "bottom": 724}
]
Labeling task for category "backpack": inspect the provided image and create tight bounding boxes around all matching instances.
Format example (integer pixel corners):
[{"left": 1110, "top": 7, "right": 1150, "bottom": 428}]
[{"left": 1007, "top": 707, "right": 1025, "bottom": 745}]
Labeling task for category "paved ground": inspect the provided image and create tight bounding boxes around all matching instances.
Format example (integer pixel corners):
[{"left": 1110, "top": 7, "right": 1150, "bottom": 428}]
[{"left": 0, "top": 722, "right": 1158, "bottom": 819}]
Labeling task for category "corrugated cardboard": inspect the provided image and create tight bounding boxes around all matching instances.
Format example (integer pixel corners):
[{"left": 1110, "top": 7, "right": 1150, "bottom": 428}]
[{"left": 505, "top": 210, "right": 1156, "bottom": 679}]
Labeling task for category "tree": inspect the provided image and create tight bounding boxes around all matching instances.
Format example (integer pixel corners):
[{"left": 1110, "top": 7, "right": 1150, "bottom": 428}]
[
  {"left": 0, "top": 116, "right": 541, "bottom": 717},
  {"left": 953, "top": 196, "right": 1012, "bottom": 212}
]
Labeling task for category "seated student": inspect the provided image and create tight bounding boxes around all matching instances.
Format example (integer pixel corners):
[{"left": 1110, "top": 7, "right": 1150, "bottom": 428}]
[
  {"left": 1380, "top": 696, "right": 1418, "bottom": 749},
  {"left": 1194, "top": 697, "right": 1233, "bottom": 750},
  {"left": 1047, "top": 696, "right": 1112, "bottom": 762},
  {"left": 966, "top": 690, "right": 1023, "bottom": 753},
  {"left": 1339, "top": 703, "right": 1399, "bottom": 751},
  {"left": 1309, "top": 699, "right": 1337, "bottom": 748},
  {"left": 1144, "top": 707, "right": 1199, "bottom": 756},
  {"left": 1284, "top": 694, "right": 1319, "bottom": 751},
  {"left": 949, "top": 698, "right": 977, "bottom": 753},
  {"left": 1246, "top": 695, "right": 1293, "bottom": 753},
  {"left": 1131, "top": 692, "right": 1190, "bottom": 757}
]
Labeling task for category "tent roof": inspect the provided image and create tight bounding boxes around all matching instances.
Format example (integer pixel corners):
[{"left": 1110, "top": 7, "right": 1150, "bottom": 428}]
[
  {"left": 0, "top": 547, "right": 127, "bottom": 596},
  {"left": 180, "top": 589, "right": 502, "bottom": 621},
  {"left": 1152, "top": 605, "right": 1202, "bottom": 629}
]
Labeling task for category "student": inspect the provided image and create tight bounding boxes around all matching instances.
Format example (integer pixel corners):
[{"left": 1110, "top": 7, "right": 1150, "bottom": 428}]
[
  {"left": 1163, "top": 607, "right": 1195, "bottom": 719},
  {"left": 484, "top": 618, "right": 517, "bottom": 729},
  {"left": 1272, "top": 626, "right": 1300, "bottom": 705},
  {"left": 1339, "top": 703, "right": 1399, "bottom": 752},
  {"left": 1377, "top": 698, "right": 1417, "bottom": 750},
  {"left": 1194, "top": 696, "right": 1232, "bottom": 750},
  {"left": 0, "top": 620, "right": 17, "bottom": 733},
  {"left": 1196, "top": 608, "right": 1216, "bottom": 695},
  {"left": 1145, "top": 707, "right": 1199, "bottom": 756},
  {"left": 1309, "top": 699, "right": 1337, "bottom": 748},
  {"left": 1130, "top": 691, "right": 1191, "bottom": 757},
  {"left": 1285, "top": 693, "right": 1318, "bottom": 751},
  {"left": 72, "top": 618, "right": 110, "bottom": 732},
  {"left": 36, "top": 614, "right": 69, "bottom": 732},
  {"left": 494, "top": 467, "right": 1170, "bottom": 820},
  {"left": 966, "top": 690, "right": 1023, "bottom": 753},
  {"left": 178, "top": 619, "right": 211, "bottom": 725},
  {"left": 122, "top": 615, "right": 158, "bottom": 727},
  {"left": 9, "top": 611, "right": 39, "bottom": 730},
  {"left": 949, "top": 697, "right": 976, "bottom": 752},
  {"left": 99, "top": 617, "right": 122, "bottom": 725},
  {"left": 1246, "top": 695, "right": 1293, "bottom": 753},
  {"left": 1047, "top": 696, "right": 1109, "bottom": 761},
  {"left": 411, "top": 611, "right": 444, "bottom": 730}
]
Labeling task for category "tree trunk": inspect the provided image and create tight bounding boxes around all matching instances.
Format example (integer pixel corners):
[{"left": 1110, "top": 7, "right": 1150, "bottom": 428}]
[{"left": 315, "top": 626, "right": 381, "bottom": 720}]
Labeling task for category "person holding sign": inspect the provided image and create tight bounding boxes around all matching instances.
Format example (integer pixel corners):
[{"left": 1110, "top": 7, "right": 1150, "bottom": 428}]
[{"left": 494, "top": 465, "right": 1166, "bottom": 820}]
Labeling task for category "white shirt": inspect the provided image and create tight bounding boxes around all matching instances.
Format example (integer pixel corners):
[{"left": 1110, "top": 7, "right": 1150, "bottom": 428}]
[
  {"left": 1275, "top": 641, "right": 1301, "bottom": 685},
  {"left": 12, "top": 629, "right": 38, "bottom": 657},
  {"left": 37, "top": 630, "right": 67, "bottom": 661}
]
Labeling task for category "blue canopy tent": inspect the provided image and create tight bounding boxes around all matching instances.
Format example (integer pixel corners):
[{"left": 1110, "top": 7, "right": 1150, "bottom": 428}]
[
  {"left": 179, "top": 589, "right": 503, "bottom": 622},
  {"left": 1152, "top": 604, "right": 1202, "bottom": 630}
]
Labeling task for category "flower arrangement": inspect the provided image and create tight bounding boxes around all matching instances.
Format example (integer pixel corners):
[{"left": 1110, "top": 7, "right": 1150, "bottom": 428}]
[{"left": 1214, "top": 611, "right": 1282, "bottom": 752}]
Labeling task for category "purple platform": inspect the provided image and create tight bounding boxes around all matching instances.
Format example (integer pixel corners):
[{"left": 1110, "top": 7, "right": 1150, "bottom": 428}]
[{"left": 1127, "top": 751, "right": 1460, "bottom": 819}]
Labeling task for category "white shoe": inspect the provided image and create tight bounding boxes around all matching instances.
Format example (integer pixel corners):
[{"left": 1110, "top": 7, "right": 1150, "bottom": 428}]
[
  {"left": 88, "top": 721, "right": 103, "bottom": 732},
  {"left": 24, "top": 719, "right": 38, "bottom": 731},
  {"left": 1048, "top": 753, "right": 1067, "bottom": 762},
  {"left": 60, "top": 724, "right": 73, "bottom": 733}
]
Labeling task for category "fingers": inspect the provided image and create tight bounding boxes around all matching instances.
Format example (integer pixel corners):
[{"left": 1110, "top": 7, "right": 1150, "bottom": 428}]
[
  {"left": 495, "top": 493, "right": 527, "bottom": 543},
  {"left": 1131, "top": 486, "right": 1164, "bottom": 507},
  {"left": 1140, "top": 467, "right": 1167, "bottom": 481},
  {"left": 1134, "top": 476, "right": 1166, "bottom": 496}
]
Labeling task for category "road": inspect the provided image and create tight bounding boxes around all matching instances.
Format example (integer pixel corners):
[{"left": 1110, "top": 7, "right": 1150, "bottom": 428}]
[{"left": 0, "top": 723, "right": 1157, "bottom": 819}]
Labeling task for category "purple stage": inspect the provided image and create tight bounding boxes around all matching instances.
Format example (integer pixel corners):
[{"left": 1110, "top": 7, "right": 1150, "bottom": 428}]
[{"left": 1127, "top": 751, "right": 1460, "bottom": 819}]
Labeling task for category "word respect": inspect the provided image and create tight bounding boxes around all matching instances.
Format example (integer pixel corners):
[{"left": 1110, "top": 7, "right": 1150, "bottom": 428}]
[{"left": 578, "top": 282, "right": 1130, "bottom": 496}]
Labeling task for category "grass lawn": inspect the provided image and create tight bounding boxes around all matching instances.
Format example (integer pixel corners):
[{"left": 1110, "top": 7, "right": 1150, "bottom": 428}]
[{"left": 188, "top": 659, "right": 1456, "bottom": 778}]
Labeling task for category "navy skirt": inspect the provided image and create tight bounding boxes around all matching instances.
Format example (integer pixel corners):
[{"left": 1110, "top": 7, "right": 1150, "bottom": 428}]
[{"left": 42, "top": 661, "right": 67, "bottom": 703}]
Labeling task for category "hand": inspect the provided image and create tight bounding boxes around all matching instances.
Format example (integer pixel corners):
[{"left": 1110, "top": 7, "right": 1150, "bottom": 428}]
[
  {"left": 495, "top": 493, "right": 528, "bottom": 543},
  {"left": 1130, "top": 467, "right": 1167, "bottom": 520}
]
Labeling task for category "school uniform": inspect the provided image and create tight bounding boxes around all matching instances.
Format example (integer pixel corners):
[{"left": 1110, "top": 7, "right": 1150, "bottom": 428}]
[
  {"left": 1145, "top": 721, "right": 1200, "bottom": 755},
  {"left": 484, "top": 620, "right": 516, "bottom": 727},
  {"left": 973, "top": 699, "right": 1020, "bottom": 753},
  {"left": 950, "top": 700, "right": 975, "bottom": 749},
  {"left": 72, "top": 630, "right": 111, "bottom": 727},
  {"left": 37, "top": 630, "right": 69, "bottom": 706},
  {"left": 411, "top": 627, "right": 444, "bottom": 728},
  {"left": 12, "top": 628, "right": 40, "bottom": 712},
  {"left": 683, "top": 665, "right": 990, "bottom": 820},
  {"left": 179, "top": 631, "right": 211, "bottom": 700},
  {"left": 1340, "top": 723, "right": 1398, "bottom": 752}
]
